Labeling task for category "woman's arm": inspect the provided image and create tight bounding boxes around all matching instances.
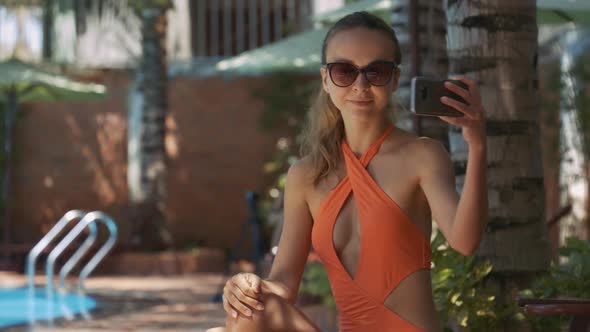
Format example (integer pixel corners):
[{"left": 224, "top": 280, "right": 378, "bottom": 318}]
[
  {"left": 223, "top": 160, "right": 319, "bottom": 331},
  {"left": 265, "top": 159, "right": 315, "bottom": 302},
  {"left": 419, "top": 75, "right": 488, "bottom": 256},
  {"left": 223, "top": 160, "right": 313, "bottom": 320},
  {"left": 418, "top": 139, "right": 487, "bottom": 255}
]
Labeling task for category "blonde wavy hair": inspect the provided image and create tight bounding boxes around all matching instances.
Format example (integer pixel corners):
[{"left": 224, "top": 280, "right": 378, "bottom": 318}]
[{"left": 300, "top": 11, "right": 402, "bottom": 185}]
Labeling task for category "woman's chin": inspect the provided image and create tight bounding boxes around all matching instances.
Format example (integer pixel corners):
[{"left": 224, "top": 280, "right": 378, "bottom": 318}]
[{"left": 346, "top": 106, "right": 382, "bottom": 119}]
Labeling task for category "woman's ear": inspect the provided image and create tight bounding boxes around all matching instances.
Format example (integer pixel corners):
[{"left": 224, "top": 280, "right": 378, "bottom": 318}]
[{"left": 320, "top": 67, "right": 330, "bottom": 94}]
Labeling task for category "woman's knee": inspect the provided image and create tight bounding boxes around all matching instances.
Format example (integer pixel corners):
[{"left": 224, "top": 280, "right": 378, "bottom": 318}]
[
  {"left": 225, "top": 293, "right": 318, "bottom": 332},
  {"left": 206, "top": 328, "right": 226, "bottom": 332},
  {"left": 225, "top": 303, "right": 266, "bottom": 332},
  {"left": 225, "top": 293, "right": 286, "bottom": 332}
]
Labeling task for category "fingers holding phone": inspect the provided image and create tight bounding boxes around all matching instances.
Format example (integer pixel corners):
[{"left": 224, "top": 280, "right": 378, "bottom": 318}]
[
  {"left": 441, "top": 76, "right": 483, "bottom": 121},
  {"left": 438, "top": 75, "right": 485, "bottom": 123},
  {"left": 410, "top": 76, "right": 467, "bottom": 118},
  {"left": 441, "top": 75, "right": 487, "bottom": 147},
  {"left": 411, "top": 75, "right": 486, "bottom": 147}
]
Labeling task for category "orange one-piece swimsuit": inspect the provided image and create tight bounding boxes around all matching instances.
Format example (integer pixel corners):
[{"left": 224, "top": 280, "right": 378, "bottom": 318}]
[{"left": 311, "top": 125, "right": 432, "bottom": 331}]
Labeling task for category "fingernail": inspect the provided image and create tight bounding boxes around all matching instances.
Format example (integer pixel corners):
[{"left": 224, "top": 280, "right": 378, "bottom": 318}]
[
  {"left": 232, "top": 311, "right": 237, "bottom": 318},
  {"left": 245, "top": 309, "right": 252, "bottom": 316},
  {"left": 257, "top": 304, "right": 265, "bottom": 310}
]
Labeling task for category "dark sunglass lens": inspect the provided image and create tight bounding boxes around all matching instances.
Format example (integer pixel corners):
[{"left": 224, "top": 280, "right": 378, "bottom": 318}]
[
  {"left": 330, "top": 63, "right": 358, "bottom": 86},
  {"left": 365, "top": 63, "right": 394, "bottom": 86}
]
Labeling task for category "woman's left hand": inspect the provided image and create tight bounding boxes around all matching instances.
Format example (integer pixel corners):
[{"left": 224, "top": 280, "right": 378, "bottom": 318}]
[{"left": 439, "top": 75, "right": 486, "bottom": 150}]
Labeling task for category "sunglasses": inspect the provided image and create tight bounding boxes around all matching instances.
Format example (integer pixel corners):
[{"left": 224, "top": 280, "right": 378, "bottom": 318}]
[{"left": 324, "top": 61, "right": 397, "bottom": 87}]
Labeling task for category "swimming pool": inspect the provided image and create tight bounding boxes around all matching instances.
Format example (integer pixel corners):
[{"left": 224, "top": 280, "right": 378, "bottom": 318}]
[{"left": 0, "top": 287, "right": 96, "bottom": 328}]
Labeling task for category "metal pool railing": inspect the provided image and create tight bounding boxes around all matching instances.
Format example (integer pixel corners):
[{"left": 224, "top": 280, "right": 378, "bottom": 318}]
[{"left": 27, "top": 210, "right": 118, "bottom": 293}]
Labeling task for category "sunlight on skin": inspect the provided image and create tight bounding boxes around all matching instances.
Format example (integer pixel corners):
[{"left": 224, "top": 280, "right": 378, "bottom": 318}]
[{"left": 206, "top": 328, "right": 226, "bottom": 332}]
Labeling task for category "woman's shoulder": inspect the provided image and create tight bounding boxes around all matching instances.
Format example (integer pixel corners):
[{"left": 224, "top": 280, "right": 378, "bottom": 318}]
[
  {"left": 288, "top": 155, "right": 313, "bottom": 174},
  {"left": 390, "top": 127, "right": 450, "bottom": 163},
  {"left": 285, "top": 156, "right": 315, "bottom": 187}
]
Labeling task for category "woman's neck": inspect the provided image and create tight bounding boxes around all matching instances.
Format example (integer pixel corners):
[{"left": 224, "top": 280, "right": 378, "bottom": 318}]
[{"left": 343, "top": 119, "right": 392, "bottom": 157}]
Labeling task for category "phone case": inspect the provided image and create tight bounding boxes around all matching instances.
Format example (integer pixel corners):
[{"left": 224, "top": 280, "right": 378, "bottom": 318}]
[{"left": 410, "top": 77, "right": 467, "bottom": 117}]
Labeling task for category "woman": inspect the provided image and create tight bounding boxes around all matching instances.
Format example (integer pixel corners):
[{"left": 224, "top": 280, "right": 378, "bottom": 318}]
[{"left": 210, "top": 10, "right": 487, "bottom": 332}]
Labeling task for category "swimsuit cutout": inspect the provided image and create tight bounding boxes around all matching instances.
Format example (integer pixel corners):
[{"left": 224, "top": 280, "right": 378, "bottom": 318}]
[{"left": 311, "top": 125, "right": 432, "bottom": 331}]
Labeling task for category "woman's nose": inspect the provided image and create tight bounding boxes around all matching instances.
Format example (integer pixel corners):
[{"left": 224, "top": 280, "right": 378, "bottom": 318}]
[{"left": 352, "top": 72, "right": 370, "bottom": 90}]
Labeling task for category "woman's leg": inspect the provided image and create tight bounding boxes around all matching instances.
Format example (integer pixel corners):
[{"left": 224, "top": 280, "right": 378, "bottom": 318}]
[{"left": 222, "top": 293, "right": 320, "bottom": 332}]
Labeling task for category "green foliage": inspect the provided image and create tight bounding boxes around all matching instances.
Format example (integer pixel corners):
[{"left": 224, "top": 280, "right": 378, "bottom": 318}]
[
  {"left": 299, "top": 261, "right": 336, "bottom": 308},
  {"left": 520, "top": 237, "right": 590, "bottom": 331},
  {"left": 127, "top": 0, "right": 172, "bottom": 10},
  {"left": 431, "top": 230, "right": 518, "bottom": 331},
  {"left": 252, "top": 72, "right": 319, "bottom": 134},
  {"left": 553, "top": 237, "right": 590, "bottom": 298}
]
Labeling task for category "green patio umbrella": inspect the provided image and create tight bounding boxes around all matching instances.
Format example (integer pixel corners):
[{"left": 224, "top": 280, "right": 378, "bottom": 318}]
[
  {"left": 312, "top": 0, "right": 391, "bottom": 25},
  {"left": 213, "top": 26, "right": 329, "bottom": 76},
  {"left": 210, "top": 0, "right": 590, "bottom": 77},
  {"left": 537, "top": 0, "right": 590, "bottom": 25},
  {"left": 0, "top": 58, "right": 106, "bottom": 261},
  {"left": 211, "top": 0, "right": 388, "bottom": 76}
]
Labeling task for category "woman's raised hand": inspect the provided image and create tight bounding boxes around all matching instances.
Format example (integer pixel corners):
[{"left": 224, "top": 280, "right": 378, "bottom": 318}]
[{"left": 439, "top": 75, "right": 487, "bottom": 151}]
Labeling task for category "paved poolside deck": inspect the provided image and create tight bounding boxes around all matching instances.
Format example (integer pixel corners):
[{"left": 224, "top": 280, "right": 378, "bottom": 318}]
[{"left": 0, "top": 272, "right": 337, "bottom": 332}]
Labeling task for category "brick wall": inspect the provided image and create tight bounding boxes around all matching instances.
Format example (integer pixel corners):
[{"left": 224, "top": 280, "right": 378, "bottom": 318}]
[{"left": 10, "top": 69, "right": 303, "bottom": 250}]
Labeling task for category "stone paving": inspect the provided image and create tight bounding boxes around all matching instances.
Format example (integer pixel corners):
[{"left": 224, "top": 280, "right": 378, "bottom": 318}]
[{"left": 0, "top": 272, "right": 337, "bottom": 332}]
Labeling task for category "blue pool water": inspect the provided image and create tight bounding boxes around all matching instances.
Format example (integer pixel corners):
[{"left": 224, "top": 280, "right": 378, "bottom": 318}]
[{"left": 0, "top": 287, "right": 97, "bottom": 327}]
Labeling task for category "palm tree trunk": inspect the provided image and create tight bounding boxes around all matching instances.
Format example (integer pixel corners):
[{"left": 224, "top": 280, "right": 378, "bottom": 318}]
[
  {"left": 42, "top": 0, "right": 54, "bottom": 60},
  {"left": 128, "top": 3, "right": 173, "bottom": 250},
  {"left": 446, "top": 0, "right": 550, "bottom": 272},
  {"left": 1, "top": 89, "right": 17, "bottom": 262},
  {"left": 446, "top": 2, "right": 551, "bottom": 329},
  {"left": 447, "top": 0, "right": 549, "bottom": 264},
  {"left": 392, "top": 0, "right": 450, "bottom": 149}
]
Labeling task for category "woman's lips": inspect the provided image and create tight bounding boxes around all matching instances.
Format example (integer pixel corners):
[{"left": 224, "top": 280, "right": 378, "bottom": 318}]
[{"left": 349, "top": 100, "right": 373, "bottom": 106}]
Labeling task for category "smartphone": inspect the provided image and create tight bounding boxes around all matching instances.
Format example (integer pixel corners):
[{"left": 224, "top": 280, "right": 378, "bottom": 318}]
[{"left": 410, "top": 77, "right": 468, "bottom": 117}]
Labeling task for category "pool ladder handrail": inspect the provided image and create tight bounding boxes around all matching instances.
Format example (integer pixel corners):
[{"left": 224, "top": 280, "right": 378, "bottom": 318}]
[
  {"left": 26, "top": 210, "right": 118, "bottom": 293},
  {"left": 26, "top": 210, "right": 88, "bottom": 291},
  {"left": 47, "top": 211, "right": 117, "bottom": 292}
]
